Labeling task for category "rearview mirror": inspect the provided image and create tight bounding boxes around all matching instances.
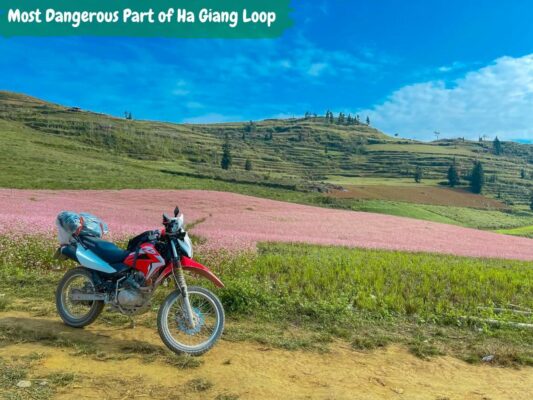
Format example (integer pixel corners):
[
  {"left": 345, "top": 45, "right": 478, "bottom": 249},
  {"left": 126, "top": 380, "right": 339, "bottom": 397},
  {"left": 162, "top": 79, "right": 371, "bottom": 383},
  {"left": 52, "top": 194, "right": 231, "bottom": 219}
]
[{"left": 174, "top": 206, "right": 180, "bottom": 217}]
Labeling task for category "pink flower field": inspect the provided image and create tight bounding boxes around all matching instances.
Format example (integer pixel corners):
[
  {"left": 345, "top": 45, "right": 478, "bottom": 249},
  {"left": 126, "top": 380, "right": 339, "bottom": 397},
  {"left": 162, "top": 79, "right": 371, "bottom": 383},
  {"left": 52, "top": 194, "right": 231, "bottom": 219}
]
[{"left": 2, "top": 188, "right": 533, "bottom": 260}]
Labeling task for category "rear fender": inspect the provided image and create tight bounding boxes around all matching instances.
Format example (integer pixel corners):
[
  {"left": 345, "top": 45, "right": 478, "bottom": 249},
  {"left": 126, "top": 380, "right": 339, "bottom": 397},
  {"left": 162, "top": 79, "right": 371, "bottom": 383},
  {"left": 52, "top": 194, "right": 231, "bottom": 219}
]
[{"left": 56, "top": 245, "right": 78, "bottom": 262}]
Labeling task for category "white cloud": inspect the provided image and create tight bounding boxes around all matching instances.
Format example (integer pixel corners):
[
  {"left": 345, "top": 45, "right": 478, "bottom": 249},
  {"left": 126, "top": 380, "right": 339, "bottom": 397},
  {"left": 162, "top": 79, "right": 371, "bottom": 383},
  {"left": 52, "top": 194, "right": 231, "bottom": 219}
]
[
  {"left": 172, "top": 79, "right": 190, "bottom": 96},
  {"left": 307, "top": 62, "right": 328, "bottom": 77},
  {"left": 185, "top": 101, "right": 204, "bottom": 110},
  {"left": 183, "top": 113, "right": 239, "bottom": 124},
  {"left": 279, "top": 59, "right": 292, "bottom": 69},
  {"left": 319, "top": 1, "right": 330, "bottom": 15},
  {"left": 184, "top": 34, "right": 383, "bottom": 84},
  {"left": 172, "top": 89, "right": 189, "bottom": 96},
  {"left": 270, "top": 112, "right": 303, "bottom": 119},
  {"left": 437, "top": 61, "right": 466, "bottom": 73},
  {"left": 361, "top": 54, "right": 533, "bottom": 141}
]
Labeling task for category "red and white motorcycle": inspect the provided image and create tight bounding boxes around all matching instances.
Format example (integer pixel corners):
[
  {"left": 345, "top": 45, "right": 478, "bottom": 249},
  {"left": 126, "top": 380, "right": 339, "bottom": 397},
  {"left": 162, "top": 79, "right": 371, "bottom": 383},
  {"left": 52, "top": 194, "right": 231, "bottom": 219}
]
[{"left": 55, "top": 207, "right": 224, "bottom": 356}]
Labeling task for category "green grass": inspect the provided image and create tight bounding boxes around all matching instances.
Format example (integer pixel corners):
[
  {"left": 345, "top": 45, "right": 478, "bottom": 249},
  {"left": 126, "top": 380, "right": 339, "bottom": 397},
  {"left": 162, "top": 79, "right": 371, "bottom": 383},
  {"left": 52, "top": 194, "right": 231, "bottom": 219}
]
[
  {"left": 1, "top": 235, "right": 531, "bottom": 366},
  {"left": 218, "top": 242, "right": 533, "bottom": 365},
  {"left": 349, "top": 200, "right": 533, "bottom": 229},
  {"left": 496, "top": 225, "right": 533, "bottom": 238},
  {"left": 218, "top": 243, "right": 533, "bottom": 322},
  {"left": 186, "top": 378, "right": 214, "bottom": 392},
  {"left": 367, "top": 142, "right": 476, "bottom": 156},
  {"left": 324, "top": 176, "right": 443, "bottom": 186},
  {"left": 0, "top": 354, "right": 75, "bottom": 400}
]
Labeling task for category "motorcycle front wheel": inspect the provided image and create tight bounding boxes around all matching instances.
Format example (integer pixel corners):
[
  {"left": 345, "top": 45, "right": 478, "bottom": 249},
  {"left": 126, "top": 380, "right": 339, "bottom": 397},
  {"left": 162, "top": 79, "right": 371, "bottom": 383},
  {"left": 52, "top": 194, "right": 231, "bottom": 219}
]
[{"left": 157, "top": 286, "right": 225, "bottom": 356}]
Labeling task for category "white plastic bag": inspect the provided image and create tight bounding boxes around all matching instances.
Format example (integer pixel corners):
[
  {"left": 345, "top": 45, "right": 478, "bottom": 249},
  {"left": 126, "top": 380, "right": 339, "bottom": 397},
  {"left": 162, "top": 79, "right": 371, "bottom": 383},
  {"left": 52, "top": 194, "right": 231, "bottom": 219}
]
[{"left": 56, "top": 211, "right": 108, "bottom": 244}]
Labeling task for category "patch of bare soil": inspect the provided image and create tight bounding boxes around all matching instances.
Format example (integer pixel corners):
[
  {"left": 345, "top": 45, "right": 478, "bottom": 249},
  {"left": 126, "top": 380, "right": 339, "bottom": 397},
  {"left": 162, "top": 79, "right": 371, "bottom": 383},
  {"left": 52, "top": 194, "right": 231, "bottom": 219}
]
[
  {"left": 0, "top": 311, "right": 531, "bottom": 400},
  {"left": 330, "top": 185, "right": 507, "bottom": 209}
]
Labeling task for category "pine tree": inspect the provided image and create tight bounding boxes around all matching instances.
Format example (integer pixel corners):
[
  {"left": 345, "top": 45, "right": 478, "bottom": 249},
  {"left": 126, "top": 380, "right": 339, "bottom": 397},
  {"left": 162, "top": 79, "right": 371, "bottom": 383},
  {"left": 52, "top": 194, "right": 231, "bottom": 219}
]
[
  {"left": 414, "top": 166, "right": 423, "bottom": 183},
  {"left": 530, "top": 193, "right": 533, "bottom": 211},
  {"left": 521, "top": 168, "right": 527, "bottom": 179},
  {"left": 470, "top": 161, "right": 485, "bottom": 194},
  {"left": 366, "top": 116, "right": 370, "bottom": 125},
  {"left": 244, "top": 158, "right": 252, "bottom": 171},
  {"left": 220, "top": 135, "right": 232, "bottom": 170},
  {"left": 245, "top": 121, "right": 256, "bottom": 133},
  {"left": 493, "top": 136, "right": 502, "bottom": 155},
  {"left": 447, "top": 163, "right": 460, "bottom": 187}
]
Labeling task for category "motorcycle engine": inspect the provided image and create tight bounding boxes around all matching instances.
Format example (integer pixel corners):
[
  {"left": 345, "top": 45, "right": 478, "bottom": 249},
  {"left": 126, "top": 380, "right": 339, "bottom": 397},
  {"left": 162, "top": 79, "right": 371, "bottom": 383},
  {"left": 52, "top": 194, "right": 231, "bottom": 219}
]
[
  {"left": 117, "top": 288, "right": 144, "bottom": 307},
  {"left": 115, "top": 272, "right": 149, "bottom": 313}
]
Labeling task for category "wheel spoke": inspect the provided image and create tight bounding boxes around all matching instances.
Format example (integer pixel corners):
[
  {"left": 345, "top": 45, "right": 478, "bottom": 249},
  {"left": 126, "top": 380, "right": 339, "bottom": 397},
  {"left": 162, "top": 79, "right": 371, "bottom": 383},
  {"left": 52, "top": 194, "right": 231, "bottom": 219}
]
[
  {"left": 61, "top": 273, "right": 96, "bottom": 320},
  {"left": 163, "top": 289, "right": 221, "bottom": 349}
]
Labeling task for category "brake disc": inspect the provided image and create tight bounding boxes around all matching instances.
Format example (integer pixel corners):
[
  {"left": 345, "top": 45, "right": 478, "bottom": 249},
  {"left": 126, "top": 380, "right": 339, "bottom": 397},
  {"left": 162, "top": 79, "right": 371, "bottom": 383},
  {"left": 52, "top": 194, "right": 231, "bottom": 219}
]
[{"left": 176, "top": 307, "right": 204, "bottom": 335}]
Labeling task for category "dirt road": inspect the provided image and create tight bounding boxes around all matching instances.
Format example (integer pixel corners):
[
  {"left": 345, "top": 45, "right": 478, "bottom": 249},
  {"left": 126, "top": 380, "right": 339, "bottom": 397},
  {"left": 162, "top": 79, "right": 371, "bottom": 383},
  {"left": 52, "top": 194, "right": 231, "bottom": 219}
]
[{"left": 0, "top": 311, "right": 531, "bottom": 400}]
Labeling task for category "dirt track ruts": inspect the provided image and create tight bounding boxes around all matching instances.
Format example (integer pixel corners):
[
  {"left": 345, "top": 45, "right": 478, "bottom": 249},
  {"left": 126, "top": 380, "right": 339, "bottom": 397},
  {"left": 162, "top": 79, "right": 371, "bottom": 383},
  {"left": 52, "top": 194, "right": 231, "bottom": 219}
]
[{"left": 1, "top": 311, "right": 532, "bottom": 400}]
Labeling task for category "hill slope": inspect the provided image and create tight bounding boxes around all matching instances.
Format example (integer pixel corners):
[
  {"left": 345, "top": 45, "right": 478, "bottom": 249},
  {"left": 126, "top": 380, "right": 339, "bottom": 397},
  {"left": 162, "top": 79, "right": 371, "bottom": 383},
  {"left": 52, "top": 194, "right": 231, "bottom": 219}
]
[
  {"left": 2, "top": 90, "right": 533, "bottom": 230},
  {"left": 2, "top": 91, "right": 533, "bottom": 199}
]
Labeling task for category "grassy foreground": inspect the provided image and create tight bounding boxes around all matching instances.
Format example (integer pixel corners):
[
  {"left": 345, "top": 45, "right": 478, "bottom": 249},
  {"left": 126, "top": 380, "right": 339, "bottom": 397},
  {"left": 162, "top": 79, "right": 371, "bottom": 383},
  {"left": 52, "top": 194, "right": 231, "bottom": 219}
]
[{"left": 0, "top": 236, "right": 532, "bottom": 369}]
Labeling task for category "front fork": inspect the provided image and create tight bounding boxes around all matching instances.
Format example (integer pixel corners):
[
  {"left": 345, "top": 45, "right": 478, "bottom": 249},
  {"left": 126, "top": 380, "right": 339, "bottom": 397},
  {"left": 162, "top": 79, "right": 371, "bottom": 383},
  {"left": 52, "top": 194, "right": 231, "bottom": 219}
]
[{"left": 170, "top": 240, "right": 196, "bottom": 328}]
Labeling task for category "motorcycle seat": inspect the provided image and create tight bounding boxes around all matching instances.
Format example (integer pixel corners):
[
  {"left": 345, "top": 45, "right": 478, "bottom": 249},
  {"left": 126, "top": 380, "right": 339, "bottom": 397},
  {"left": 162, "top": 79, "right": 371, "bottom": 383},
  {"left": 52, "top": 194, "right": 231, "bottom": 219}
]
[{"left": 80, "top": 236, "right": 130, "bottom": 264}]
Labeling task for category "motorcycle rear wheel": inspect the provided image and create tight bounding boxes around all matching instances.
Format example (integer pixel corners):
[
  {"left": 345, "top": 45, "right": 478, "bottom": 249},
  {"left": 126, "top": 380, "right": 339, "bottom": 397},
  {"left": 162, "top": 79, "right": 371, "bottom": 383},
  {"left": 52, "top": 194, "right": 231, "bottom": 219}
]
[
  {"left": 56, "top": 267, "right": 104, "bottom": 328},
  {"left": 157, "top": 286, "right": 225, "bottom": 356}
]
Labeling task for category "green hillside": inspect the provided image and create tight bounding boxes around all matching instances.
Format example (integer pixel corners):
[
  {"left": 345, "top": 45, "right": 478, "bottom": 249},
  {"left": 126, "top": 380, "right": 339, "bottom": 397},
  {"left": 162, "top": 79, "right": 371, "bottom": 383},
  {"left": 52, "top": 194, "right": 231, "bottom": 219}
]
[{"left": 2, "top": 90, "right": 533, "bottom": 230}]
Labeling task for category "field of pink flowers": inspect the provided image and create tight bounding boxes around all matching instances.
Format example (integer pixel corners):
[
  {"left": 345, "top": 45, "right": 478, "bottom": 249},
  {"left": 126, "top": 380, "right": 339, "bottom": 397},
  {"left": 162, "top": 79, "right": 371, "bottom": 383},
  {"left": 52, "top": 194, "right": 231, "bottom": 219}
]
[{"left": 2, "top": 188, "right": 533, "bottom": 260}]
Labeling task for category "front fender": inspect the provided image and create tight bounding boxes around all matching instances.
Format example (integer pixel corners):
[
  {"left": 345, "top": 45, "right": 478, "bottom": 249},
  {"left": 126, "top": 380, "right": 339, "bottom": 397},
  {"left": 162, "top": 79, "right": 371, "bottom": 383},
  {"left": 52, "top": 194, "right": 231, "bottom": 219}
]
[{"left": 180, "top": 256, "right": 225, "bottom": 288}]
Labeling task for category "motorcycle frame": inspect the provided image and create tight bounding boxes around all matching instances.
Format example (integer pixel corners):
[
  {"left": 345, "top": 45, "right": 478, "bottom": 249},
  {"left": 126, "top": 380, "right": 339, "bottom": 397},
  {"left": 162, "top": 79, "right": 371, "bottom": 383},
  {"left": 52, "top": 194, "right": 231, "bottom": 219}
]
[{"left": 60, "top": 235, "right": 224, "bottom": 313}]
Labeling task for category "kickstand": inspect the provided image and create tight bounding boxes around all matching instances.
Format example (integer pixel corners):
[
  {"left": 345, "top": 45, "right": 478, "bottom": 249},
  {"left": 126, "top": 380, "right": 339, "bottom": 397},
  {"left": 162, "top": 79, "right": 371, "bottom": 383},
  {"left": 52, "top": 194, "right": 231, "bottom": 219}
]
[{"left": 127, "top": 315, "right": 135, "bottom": 329}]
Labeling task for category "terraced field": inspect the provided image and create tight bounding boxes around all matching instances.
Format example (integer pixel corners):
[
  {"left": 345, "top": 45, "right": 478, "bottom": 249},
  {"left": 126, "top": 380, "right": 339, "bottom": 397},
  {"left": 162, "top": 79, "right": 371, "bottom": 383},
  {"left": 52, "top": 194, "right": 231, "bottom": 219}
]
[
  {"left": 2, "top": 91, "right": 533, "bottom": 206},
  {"left": 329, "top": 185, "right": 507, "bottom": 208}
]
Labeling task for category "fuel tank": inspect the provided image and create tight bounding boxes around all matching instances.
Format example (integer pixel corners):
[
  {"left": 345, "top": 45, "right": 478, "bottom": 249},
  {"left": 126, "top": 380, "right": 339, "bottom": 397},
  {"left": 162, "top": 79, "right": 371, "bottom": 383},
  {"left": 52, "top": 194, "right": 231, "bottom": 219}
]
[{"left": 123, "top": 243, "right": 166, "bottom": 280}]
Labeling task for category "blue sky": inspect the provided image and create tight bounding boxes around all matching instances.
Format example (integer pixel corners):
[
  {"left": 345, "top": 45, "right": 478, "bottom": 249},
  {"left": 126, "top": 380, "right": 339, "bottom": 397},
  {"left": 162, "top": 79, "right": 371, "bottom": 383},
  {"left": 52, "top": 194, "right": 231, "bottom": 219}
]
[{"left": 2, "top": 0, "right": 533, "bottom": 141}]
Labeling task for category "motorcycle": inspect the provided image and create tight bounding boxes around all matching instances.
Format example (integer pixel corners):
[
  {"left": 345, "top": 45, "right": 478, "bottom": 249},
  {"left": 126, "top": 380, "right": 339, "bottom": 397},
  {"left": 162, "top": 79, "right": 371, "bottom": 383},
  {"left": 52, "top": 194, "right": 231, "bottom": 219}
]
[{"left": 54, "top": 207, "right": 225, "bottom": 356}]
